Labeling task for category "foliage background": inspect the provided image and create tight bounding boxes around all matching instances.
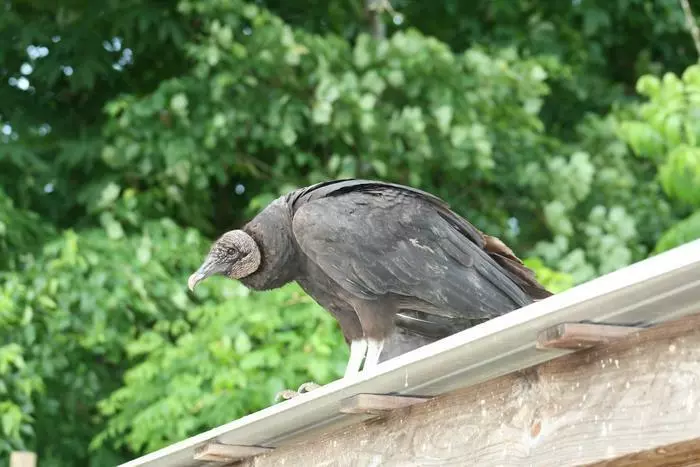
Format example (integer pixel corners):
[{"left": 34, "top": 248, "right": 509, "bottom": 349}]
[{"left": 1, "top": 0, "right": 699, "bottom": 464}]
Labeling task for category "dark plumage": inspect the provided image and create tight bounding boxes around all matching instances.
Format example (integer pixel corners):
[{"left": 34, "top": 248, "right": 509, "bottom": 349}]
[{"left": 188, "top": 179, "right": 552, "bottom": 395}]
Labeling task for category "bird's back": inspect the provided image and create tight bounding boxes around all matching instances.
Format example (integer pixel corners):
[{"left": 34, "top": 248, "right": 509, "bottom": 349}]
[{"left": 285, "top": 178, "right": 551, "bottom": 304}]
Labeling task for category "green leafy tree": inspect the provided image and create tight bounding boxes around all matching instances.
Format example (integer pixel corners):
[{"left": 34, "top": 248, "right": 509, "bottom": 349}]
[
  {"left": 618, "top": 64, "right": 700, "bottom": 252},
  {"left": 93, "top": 281, "right": 346, "bottom": 453}
]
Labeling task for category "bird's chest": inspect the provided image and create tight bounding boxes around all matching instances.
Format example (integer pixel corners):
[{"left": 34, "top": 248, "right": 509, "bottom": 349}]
[
  {"left": 296, "top": 261, "right": 354, "bottom": 309},
  {"left": 296, "top": 260, "right": 364, "bottom": 340}
]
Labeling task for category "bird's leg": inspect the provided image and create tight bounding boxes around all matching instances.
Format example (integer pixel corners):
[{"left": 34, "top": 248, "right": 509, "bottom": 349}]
[
  {"left": 275, "top": 340, "right": 368, "bottom": 403},
  {"left": 351, "top": 299, "right": 393, "bottom": 374},
  {"left": 344, "top": 339, "right": 368, "bottom": 377},
  {"left": 362, "top": 338, "right": 385, "bottom": 372},
  {"left": 274, "top": 337, "right": 379, "bottom": 403}
]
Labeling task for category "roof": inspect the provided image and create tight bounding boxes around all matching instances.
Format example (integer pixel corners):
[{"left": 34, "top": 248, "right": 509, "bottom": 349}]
[{"left": 120, "top": 239, "right": 700, "bottom": 467}]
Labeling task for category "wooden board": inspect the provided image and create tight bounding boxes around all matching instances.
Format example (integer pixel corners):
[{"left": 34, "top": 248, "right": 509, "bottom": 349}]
[
  {"left": 339, "top": 394, "right": 432, "bottom": 415},
  {"left": 239, "top": 311, "right": 700, "bottom": 467},
  {"left": 193, "top": 442, "right": 272, "bottom": 462},
  {"left": 580, "top": 438, "right": 700, "bottom": 466},
  {"left": 536, "top": 323, "right": 644, "bottom": 350}
]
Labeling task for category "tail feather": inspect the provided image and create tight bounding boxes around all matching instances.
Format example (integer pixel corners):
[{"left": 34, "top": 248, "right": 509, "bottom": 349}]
[{"left": 481, "top": 233, "right": 554, "bottom": 300}]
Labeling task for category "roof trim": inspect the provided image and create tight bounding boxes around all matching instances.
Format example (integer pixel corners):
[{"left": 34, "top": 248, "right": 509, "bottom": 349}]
[{"left": 121, "top": 239, "right": 700, "bottom": 467}]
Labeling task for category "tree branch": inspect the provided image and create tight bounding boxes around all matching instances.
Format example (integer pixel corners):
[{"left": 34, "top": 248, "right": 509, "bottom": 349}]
[
  {"left": 366, "top": 0, "right": 391, "bottom": 40},
  {"left": 680, "top": 0, "right": 700, "bottom": 58}
]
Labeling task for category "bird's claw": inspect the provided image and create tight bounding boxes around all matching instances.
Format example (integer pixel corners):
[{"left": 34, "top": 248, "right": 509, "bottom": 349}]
[
  {"left": 274, "top": 389, "right": 300, "bottom": 402},
  {"left": 297, "top": 381, "right": 321, "bottom": 393},
  {"left": 274, "top": 382, "right": 322, "bottom": 403}
]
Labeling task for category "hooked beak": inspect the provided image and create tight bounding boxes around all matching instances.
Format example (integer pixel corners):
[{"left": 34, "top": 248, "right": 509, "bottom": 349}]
[
  {"left": 188, "top": 246, "right": 240, "bottom": 292},
  {"left": 188, "top": 270, "right": 206, "bottom": 291},
  {"left": 188, "top": 257, "right": 216, "bottom": 292}
]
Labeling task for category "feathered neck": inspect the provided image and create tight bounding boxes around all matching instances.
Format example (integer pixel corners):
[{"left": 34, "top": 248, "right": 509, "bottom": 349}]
[{"left": 238, "top": 197, "right": 300, "bottom": 290}]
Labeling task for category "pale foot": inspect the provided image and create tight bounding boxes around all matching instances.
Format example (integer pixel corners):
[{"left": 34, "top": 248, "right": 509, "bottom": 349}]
[
  {"left": 274, "top": 381, "right": 322, "bottom": 402},
  {"left": 298, "top": 381, "right": 321, "bottom": 393}
]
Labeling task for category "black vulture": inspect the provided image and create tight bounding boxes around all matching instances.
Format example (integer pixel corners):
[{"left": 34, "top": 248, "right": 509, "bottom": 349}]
[{"left": 188, "top": 179, "right": 552, "bottom": 396}]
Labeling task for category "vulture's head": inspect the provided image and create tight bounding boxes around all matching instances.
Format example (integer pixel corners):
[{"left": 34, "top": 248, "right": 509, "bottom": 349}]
[{"left": 188, "top": 230, "right": 261, "bottom": 291}]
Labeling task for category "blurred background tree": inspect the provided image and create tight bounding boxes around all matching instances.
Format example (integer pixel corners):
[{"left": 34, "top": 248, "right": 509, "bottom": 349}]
[{"left": 1, "top": 0, "right": 699, "bottom": 464}]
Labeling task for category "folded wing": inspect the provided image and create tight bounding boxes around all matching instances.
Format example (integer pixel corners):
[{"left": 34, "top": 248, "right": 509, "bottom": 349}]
[{"left": 291, "top": 181, "right": 541, "bottom": 325}]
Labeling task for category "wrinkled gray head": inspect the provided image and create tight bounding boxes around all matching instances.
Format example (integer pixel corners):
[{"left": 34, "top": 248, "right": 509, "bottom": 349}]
[{"left": 188, "top": 230, "right": 261, "bottom": 291}]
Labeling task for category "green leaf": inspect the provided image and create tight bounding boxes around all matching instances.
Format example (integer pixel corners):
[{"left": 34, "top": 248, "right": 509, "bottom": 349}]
[
  {"left": 99, "top": 212, "right": 125, "bottom": 240},
  {"left": 170, "top": 93, "right": 189, "bottom": 114},
  {"left": 636, "top": 75, "right": 660, "bottom": 98},
  {"left": 234, "top": 333, "right": 252, "bottom": 354},
  {"left": 280, "top": 125, "right": 297, "bottom": 147},
  {"left": 655, "top": 211, "right": 700, "bottom": 253},
  {"left": 98, "top": 183, "right": 121, "bottom": 208}
]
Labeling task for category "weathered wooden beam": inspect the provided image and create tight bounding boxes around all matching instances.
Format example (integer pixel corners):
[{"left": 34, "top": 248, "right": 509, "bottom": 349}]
[
  {"left": 580, "top": 437, "right": 700, "bottom": 466},
  {"left": 536, "top": 322, "right": 644, "bottom": 350},
  {"left": 193, "top": 442, "right": 272, "bottom": 463},
  {"left": 239, "top": 312, "right": 700, "bottom": 467},
  {"left": 339, "top": 393, "right": 432, "bottom": 415},
  {"left": 10, "top": 452, "right": 36, "bottom": 467}
]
